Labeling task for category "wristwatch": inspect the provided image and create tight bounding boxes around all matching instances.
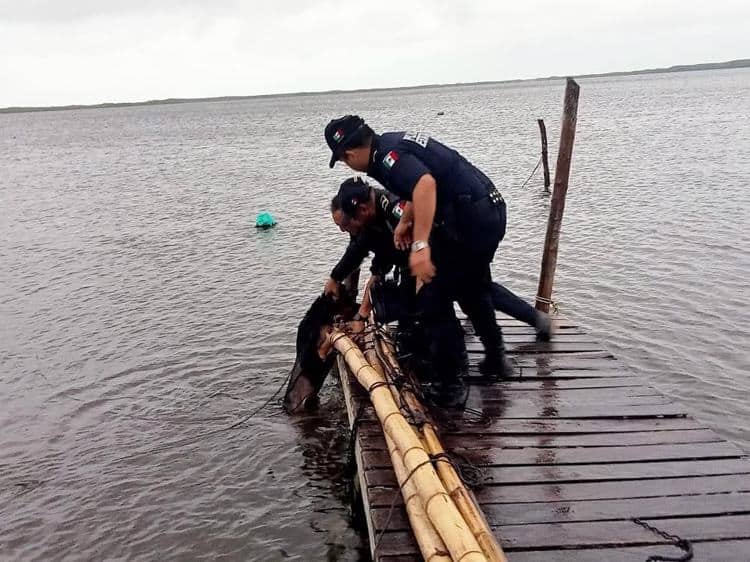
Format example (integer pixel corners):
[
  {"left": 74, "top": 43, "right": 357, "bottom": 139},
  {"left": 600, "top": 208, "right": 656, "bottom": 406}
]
[{"left": 411, "top": 240, "right": 429, "bottom": 252}]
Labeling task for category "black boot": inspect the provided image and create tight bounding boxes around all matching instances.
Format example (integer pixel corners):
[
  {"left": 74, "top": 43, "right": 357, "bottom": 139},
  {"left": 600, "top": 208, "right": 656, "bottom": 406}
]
[
  {"left": 478, "top": 353, "right": 515, "bottom": 379},
  {"left": 426, "top": 372, "right": 469, "bottom": 409}
]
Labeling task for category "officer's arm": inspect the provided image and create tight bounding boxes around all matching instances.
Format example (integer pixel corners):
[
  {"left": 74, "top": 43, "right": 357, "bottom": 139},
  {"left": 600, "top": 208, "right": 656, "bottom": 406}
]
[
  {"left": 393, "top": 202, "right": 414, "bottom": 251},
  {"left": 412, "top": 175, "right": 437, "bottom": 245},
  {"left": 330, "top": 237, "right": 369, "bottom": 283},
  {"left": 399, "top": 202, "right": 414, "bottom": 225}
]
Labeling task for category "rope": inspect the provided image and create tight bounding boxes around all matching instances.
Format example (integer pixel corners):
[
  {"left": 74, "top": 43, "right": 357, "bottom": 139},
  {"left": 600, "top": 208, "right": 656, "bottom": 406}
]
[
  {"left": 111, "top": 370, "right": 292, "bottom": 462},
  {"left": 633, "top": 519, "right": 694, "bottom": 562},
  {"left": 534, "top": 294, "right": 560, "bottom": 314},
  {"left": 367, "top": 380, "right": 397, "bottom": 393},
  {"left": 430, "top": 451, "right": 487, "bottom": 488},
  {"left": 373, "top": 451, "right": 488, "bottom": 555},
  {"left": 373, "top": 455, "right": 451, "bottom": 555},
  {"left": 520, "top": 156, "right": 542, "bottom": 189}
]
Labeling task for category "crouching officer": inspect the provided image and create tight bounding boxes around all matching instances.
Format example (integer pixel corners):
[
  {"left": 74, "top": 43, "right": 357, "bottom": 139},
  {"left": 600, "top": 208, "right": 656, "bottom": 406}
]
[
  {"left": 324, "top": 177, "right": 414, "bottom": 318},
  {"left": 325, "top": 115, "right": 512, "bottom": 405}
]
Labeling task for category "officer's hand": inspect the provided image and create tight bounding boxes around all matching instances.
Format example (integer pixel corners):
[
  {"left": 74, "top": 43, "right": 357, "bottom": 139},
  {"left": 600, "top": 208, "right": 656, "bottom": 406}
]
[
  {"left": 409, "top": 247, "right": 436, "bottom": 284},
  {"left": 394, "top": 221, "right": 413, "bottom": 251},
  {"left": 350, "top": 320, "right": 366, "bottom": 334},
  {"left": 324, "top": 277, "right": 340, "bottom": 297}
]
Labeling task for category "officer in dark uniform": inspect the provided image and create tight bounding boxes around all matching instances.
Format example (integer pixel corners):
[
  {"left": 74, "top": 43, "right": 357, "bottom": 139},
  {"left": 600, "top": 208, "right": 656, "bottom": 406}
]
[
  {"left": 326, "top": 177, "right": 409, "bottom": 297},
  {"left": 324, "top": 115, "right": 516, "bottom": 403},
  {"left": 325, "top": 176, "right": 552, "bottom": 340},
  {"left": 324, "top": 177, "right": 415, "bottom": 324}
]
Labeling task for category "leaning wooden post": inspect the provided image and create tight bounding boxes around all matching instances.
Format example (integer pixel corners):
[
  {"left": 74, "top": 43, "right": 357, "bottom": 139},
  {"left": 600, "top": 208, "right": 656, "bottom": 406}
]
[
  {"left": 535, "top": 78, "right": 580, "bottom": 313},
  {"left": 537, "top": 118, "right": 551, "bottom": 192}
]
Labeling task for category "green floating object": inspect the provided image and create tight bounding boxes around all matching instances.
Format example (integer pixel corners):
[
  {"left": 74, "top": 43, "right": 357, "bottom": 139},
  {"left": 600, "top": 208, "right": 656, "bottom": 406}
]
[{"left": 255, "top": 212, "right": 277, "bottom": 229}]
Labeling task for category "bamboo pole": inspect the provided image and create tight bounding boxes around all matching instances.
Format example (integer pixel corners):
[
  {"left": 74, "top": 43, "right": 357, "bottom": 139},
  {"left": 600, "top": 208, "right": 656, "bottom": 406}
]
[
  {"left": 331, "top": 330, "right": 486, "bottom": 562},
  {"left": 376, "top": 337, "right": 507, "bottom": 562},
  {"left": 363, "top": 329, "right": 451, "bottom": 561},
  {"left": 536, "top": 78, "right": 580, "bottom": 313},
  {"left": 385, "top": 433, "right": 452, "bottom": 562},
  {"left": 365, "top": 332, "right": 451, "bottom": 562}
]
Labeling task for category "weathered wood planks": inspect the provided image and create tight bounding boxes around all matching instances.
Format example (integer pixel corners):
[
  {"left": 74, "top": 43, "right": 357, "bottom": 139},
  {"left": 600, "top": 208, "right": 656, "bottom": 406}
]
[{"left": 339, "top": 315, "right": 750, "bottom": 561}]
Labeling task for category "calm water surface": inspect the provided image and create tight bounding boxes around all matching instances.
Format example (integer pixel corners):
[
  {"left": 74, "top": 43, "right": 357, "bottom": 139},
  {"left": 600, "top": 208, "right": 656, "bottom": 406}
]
[{"left": 1, "top": 68, "right": 749, "bottom": 561}]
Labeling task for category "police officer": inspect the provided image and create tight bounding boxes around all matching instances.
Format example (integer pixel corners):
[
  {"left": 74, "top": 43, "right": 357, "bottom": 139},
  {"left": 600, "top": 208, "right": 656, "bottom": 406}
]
[
  {"left": 324, "top": 177, "right": 413, "bottom": 322},
  {"left": 325, "top": 176, "right": 552, "bottom": 340},
  {"left": 324, "top": 115, "right": 516, "bottom": 403}
]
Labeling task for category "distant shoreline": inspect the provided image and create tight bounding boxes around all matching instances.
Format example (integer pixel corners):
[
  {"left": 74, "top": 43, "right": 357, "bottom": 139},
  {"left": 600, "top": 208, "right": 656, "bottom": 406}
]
[{"left": 2, "top": 58, "right": 748, "bottom": 115}]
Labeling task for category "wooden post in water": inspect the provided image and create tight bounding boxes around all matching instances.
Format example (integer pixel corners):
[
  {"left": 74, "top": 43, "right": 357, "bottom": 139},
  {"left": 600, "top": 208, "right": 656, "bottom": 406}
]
[
  {"left": 537, "top": 119, "right": 551, "bottom": 192},
  {"left": 535, "top": 78, "right": 580, "bottom": 313}
]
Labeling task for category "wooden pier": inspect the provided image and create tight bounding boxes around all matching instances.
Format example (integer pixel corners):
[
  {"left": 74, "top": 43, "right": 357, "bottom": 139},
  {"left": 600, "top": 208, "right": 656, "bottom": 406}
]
[{"left": 339, "top": 314, "right": 750, "bottom": 561}]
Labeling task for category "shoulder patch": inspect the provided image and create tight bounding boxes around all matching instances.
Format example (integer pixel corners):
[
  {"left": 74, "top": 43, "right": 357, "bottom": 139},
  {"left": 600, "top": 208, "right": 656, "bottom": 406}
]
[
  {"left": 392, "top": 200, "right": 406, "bottom": 219},
  {"left": 403, "top": 131, "right": 430, "bottom": 148},
  {"left": 382, "top": 150, "right": 399, "bottom": 169}
]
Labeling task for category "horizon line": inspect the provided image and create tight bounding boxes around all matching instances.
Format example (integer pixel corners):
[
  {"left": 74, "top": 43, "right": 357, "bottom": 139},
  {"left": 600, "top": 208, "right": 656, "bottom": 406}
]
[{"left": 1, "top": 57, "right": 748, "bottom": 115}]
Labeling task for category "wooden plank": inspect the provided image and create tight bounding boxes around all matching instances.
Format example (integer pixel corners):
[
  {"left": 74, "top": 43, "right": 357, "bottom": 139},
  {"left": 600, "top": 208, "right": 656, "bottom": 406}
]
[
  {"left": 365, "top": 458, "right": 750, "bottom": 488},
  {"left": 468, "top": 341, "right": 607, "bottom": 354},
  {"left": 368, "top": 474, "right": 750, "bottom": 507},
  {"left": 465, "top": 326, "right": 588, "bottom": 336},
  {"left": 362, "top": 441, "right": 744, "bottom": 469},
  {"left": 356, "top": 401, "right": 689, "bottom": 421},
  {"left": 359, "top": 416, "right": 707, "bottom": 436},
  {"left": 468, "top": 333, "right": 601, "bottom": 344},
  {"left": 462, "top": 393, "right": 674, "bottom": 409},
  {"left": 463, "top": 377, "right": 647, "bottom": 390},
  {"left": 502, "top": 540, "right": 750, "bottom": 562},
  {"left": 372, "top": 491, "right": 750, "bottom": 529},
  {"left": 466, "top": 386, "right": 661, "bottom": 399},
  {"left": 337, "top": 357, "right": 378, "bottom": 562},
  {"left": 458, "top": 314, "right": 579, "bottom": 328},
  {"left": 475, "top": 351, "right": 613, "bottom": 362},
  {"left": 467, "top": 369, "right": 638, "bottom": 380},
  {"left": 359, "top": 429, "right": 724, "bottom": 451},
  {"left": 468, "top": 365, "right": 641, "bottom": 379},
  {"left": 497, "top": 514, "right": 750, "bottom": 549},
  {"left": 376, "top": 514, "right": 750, "bottom": 555},
  {"left": 382, "top": 540, "right": 750, "bottom": 562}
]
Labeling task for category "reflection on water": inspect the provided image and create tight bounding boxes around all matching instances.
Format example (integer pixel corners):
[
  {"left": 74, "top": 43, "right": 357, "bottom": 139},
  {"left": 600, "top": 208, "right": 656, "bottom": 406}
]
[{"left": 1, "top": 68, "right": 749, "bottom": 560}]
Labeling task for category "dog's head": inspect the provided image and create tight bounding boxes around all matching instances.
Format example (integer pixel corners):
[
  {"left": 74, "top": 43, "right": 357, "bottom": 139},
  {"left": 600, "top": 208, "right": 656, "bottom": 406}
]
[{"left": 283, "top": 292, "right": 355, "bottom": 413}]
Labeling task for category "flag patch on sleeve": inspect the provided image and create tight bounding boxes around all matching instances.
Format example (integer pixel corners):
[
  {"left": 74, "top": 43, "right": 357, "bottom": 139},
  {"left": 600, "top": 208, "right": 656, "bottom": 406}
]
[
  {"left": 383, "top": 150, "right": 399, "bottom": 169},
  {"left": 392, "top": 200, "right": 406, "bottom": 219}
]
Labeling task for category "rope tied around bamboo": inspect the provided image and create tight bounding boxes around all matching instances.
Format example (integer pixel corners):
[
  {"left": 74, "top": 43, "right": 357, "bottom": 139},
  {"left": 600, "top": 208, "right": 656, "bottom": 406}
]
[
  {"left": 330, "top": 329, "right": 489, "bottom": 562},
  {"left": 370, "top": 325, "right": 507, "bottom": 562}
]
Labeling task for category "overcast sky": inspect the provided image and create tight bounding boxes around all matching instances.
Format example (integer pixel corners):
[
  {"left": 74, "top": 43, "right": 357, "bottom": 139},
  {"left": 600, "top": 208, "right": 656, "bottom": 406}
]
[{"left": 1, "top": 0, "right": 748, "bottom": 107}]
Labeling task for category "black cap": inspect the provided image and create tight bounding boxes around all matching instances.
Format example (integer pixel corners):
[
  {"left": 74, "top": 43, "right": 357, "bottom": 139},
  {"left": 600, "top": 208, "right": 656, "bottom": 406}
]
[
  {"left": 325, "top": 115, "right": 366, "bottom": 168},
  {"left": 337, "top": 177, "right": 371, "bottom": 216}
]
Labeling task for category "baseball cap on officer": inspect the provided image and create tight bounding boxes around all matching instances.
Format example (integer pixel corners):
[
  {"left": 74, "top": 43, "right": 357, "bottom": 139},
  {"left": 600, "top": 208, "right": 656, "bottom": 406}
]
[
  {"left": 337, "top": 177, "right": 371, "bottom": 216},
  {"left": 325, "top": 115, "right": 367, "bottom": 168}
]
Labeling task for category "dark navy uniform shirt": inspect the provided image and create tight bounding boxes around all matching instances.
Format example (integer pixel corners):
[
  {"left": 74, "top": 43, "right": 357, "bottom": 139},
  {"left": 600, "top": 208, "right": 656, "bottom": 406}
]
[
  {"left": 330, "top": 188, "right": 409, "bottom": 282},
  {"left": 366, "top": 132, "right": 496, "bottom": 217}
]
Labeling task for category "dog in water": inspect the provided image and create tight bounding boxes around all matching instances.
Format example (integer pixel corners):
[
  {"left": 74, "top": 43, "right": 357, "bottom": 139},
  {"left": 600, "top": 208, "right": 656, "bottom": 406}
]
[{"left": 283, "top": 292, "right": 356, "bottom": 413}]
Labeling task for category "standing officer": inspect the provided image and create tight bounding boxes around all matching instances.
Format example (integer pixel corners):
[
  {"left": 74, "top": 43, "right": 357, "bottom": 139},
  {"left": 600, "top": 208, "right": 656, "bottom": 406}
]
[
  {"left": 325, "top": 177, "right": 551, "bottom": 340},
  {"left": 324, "top": 115, "right": 513, "bottom": 404}
]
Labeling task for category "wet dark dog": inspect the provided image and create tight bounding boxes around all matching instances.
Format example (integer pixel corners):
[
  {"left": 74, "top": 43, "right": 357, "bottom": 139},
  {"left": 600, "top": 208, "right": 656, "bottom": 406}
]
[{"left": 283, "top": 292, "right": 356, "bottom": 413}]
